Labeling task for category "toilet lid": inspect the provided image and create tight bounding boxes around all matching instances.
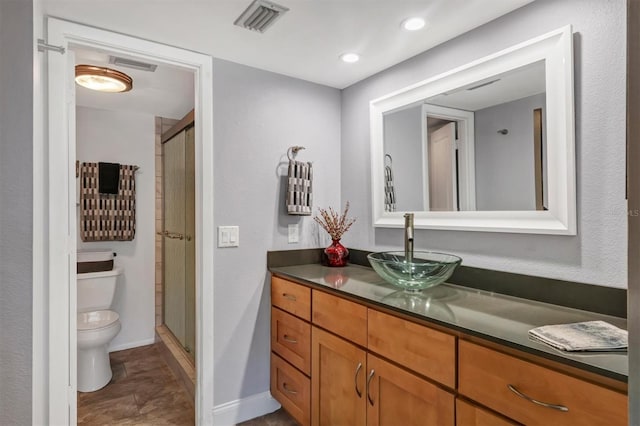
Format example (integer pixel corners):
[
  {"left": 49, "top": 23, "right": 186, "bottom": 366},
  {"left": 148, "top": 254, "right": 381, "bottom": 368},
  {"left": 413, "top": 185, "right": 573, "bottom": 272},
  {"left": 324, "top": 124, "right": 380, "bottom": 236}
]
[{"left": 77, "top": 310, "right": 120, "bottom": 331}]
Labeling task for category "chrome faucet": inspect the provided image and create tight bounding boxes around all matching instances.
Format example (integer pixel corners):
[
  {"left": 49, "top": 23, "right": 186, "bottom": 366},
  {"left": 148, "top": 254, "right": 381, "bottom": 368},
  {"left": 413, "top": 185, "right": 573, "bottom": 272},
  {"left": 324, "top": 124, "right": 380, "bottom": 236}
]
[{"left": 404, "top": 213, "right": 414, "bottom": 263}]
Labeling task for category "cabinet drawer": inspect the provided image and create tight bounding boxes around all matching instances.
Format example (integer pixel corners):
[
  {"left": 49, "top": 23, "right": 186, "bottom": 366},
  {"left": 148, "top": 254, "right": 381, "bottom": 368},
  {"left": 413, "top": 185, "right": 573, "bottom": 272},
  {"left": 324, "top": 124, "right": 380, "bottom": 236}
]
[
  {"left": 456, "top": 399, "right": 518, "bottom": 426},
  {"left": 271, "top": 353, "right": 311, "bottom": 426},
  {"left": 458, "top": 340, "right": 627, "bottom": 426},
  {"left": 312, "top": 290, "right": 367, "bottom": 346},
  {"left": 368, "top": 309, "right": 456, "bottom": 388},
  {"left": 271, "top": 307, "right": 311, "bottom": 376},
  {"left": 272, "top": 276, "right": 311, "bottom": 321}
]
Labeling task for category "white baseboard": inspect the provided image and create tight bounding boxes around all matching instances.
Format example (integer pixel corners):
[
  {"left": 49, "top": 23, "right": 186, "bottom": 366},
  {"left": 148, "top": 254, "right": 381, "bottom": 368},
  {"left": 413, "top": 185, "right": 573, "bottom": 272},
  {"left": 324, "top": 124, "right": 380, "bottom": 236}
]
[
  {"left": 212, "top": 391, "right": 281, "bottom": 425},
  {"left": 108, "top": 337, "right": 156, "bottom": 353}
]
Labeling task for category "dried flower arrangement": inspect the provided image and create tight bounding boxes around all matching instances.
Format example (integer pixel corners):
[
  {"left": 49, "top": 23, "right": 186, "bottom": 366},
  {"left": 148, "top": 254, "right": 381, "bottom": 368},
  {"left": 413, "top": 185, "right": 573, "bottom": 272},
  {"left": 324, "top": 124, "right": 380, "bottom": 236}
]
[{"left": 314, "top": 202, "right": 357, "bottom": 241}]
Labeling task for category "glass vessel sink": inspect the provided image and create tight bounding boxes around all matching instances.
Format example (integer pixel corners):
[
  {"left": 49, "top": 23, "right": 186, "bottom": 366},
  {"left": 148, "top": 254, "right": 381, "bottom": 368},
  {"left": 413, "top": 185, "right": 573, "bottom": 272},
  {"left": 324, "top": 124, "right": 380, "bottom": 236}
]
[{"left": 367, "top": 251, "right": 462, "bottom": 292}]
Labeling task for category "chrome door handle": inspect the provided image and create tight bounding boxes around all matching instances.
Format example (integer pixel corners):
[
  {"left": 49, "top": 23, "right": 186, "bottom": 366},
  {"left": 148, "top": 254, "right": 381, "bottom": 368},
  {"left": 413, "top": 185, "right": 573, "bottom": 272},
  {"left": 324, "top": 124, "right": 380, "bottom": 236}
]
[
  {"left": 366, "top": 369, "right": 375, "bottom": 406},
  {"left": 507, "top": 384, "right": 569, "bottom": 412},
  {"left": 354, "top": 362, "right": 363, "bottom": 398}
]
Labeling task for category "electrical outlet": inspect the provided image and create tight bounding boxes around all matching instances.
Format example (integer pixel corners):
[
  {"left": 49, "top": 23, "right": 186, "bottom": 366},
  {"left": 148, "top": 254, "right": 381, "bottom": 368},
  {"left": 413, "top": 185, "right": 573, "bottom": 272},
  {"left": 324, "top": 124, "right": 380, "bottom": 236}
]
[{"left": 288, "top": 224, "right": 299, "bottom": 243}]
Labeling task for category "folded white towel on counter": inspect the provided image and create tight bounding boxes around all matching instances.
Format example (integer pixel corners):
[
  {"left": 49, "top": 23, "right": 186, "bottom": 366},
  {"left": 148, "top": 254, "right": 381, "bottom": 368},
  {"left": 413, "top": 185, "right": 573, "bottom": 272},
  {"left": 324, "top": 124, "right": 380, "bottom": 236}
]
[{"left": 528, "top": 321, "right": 628, "bottom": 352}]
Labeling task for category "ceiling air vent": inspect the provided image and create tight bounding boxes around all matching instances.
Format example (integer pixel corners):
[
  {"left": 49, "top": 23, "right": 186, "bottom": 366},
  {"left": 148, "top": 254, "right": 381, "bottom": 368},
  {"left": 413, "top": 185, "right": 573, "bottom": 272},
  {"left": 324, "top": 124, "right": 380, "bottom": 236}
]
[
  {"left": 234, "top": 0, "right": 289, "bottom": 33},
  {"left": 108, "top": 56, "right": 158, "bottom": 72}
]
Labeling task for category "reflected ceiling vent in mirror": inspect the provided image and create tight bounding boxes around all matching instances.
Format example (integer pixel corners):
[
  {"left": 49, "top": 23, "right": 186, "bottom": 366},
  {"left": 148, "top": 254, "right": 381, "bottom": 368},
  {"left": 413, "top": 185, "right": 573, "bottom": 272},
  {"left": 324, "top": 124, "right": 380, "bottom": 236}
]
[
  {"left": 108, "top": 56, "right": 158, "bottom": 72},
  {"left": 234, "top": 0, "right": 289, "bottom": 33},
  {"left": 466, "top": 79, "right": 501, "bottom": 91},
  {"left": 75, "top": 65, "right": 133, "bottom": 93}
]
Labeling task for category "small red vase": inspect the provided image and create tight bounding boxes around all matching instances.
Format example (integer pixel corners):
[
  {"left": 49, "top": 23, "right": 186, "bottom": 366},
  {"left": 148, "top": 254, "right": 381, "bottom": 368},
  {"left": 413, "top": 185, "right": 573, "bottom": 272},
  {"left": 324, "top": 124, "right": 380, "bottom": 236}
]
[{"left": 325, "top": 239, "right": 349, "bottom": 267}]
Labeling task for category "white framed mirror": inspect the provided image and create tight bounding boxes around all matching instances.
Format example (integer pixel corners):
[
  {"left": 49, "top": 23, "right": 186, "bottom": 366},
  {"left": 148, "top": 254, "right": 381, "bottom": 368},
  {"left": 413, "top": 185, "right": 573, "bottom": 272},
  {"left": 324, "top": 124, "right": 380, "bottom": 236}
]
[{"left": 370, "top": 25, "right": 575, "bottom": 235}]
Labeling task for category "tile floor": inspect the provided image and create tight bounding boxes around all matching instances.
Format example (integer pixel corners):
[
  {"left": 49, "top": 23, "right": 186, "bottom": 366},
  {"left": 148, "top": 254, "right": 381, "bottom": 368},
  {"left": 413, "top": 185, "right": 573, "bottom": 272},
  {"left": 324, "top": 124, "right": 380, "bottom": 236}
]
[
  {"left": 78, "top": 343, "right": 297, "bottom": 426},
  {"left": 77, "top": 343, "right": 194, "bottom": 425},
  {"left": 77, "top": 343, "right": 298, "bottom": 425},
  {"left": 237, "top": 409, "right": 298, "bottom": 426}
]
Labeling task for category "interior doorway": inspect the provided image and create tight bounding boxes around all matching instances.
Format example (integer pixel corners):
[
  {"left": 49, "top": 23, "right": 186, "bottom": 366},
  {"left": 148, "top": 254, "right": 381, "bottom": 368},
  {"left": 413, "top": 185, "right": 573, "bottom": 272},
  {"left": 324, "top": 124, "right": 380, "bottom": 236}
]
[
  {"left": 43, "top": 17, "right": 214, "bottom": 425},
  {"left": 421, "top": 104, "right": 476, "bottom": 211}
]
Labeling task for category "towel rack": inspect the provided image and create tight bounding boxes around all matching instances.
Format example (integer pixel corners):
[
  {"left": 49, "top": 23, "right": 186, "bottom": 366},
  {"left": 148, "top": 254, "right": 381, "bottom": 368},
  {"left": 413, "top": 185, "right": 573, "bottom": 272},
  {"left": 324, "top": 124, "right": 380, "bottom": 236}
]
[{"left": 287, "top": 146, "right": 306, "bottom": 161}]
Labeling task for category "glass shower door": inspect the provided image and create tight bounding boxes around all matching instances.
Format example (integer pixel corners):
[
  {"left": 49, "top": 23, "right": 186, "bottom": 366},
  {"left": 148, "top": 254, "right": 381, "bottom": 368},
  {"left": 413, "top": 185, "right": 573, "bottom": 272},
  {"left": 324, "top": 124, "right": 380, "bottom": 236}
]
[{"left": 163, "top": 124, "right": 195, "bottom": 359}]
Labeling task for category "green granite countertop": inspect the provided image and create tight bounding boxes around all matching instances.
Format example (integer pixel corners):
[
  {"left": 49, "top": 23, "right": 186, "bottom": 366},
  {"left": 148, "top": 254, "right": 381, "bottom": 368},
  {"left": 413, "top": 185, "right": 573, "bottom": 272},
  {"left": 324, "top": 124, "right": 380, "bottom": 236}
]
[{"left": 270, "top": 263, "right": 628, "bottom": 382}]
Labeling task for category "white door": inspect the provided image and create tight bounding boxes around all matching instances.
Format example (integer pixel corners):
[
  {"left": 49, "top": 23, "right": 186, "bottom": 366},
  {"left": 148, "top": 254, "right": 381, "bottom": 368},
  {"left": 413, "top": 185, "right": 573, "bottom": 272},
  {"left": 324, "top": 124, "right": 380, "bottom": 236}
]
[
  {"left": 46, "top": 20, "right": 78, "bottom": 425},
  {"left": 428, "top": 122, "right": 457, "bottom": 211}
]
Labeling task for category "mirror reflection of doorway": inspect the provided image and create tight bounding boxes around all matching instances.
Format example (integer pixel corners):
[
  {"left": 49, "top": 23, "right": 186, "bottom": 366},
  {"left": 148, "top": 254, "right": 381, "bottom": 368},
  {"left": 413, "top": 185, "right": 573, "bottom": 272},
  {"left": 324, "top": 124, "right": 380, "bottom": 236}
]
[
  {"left": 427, "top": 121, "right": 457, "bottom": 211},
  {"left": 422, "top": 104, "right": 476, "bottom": 212},
  {"left": 162, "top": 112, "right": 196, "bottom": 362}
]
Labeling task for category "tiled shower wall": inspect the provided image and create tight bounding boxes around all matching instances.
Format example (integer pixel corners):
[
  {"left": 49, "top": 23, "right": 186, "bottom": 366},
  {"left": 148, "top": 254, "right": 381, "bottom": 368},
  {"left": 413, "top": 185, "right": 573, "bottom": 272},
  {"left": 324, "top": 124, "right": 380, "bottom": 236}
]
[{"left": 155, "top": 117, "right": 179, "bottom": 326}]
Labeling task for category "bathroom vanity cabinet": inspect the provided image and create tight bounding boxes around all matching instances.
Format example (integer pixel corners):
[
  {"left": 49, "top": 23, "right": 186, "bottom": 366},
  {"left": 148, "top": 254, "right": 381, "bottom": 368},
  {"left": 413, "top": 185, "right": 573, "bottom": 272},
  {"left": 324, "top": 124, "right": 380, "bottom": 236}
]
[{"left": 270, "top": 273, "right": 628, "bottom": 426}]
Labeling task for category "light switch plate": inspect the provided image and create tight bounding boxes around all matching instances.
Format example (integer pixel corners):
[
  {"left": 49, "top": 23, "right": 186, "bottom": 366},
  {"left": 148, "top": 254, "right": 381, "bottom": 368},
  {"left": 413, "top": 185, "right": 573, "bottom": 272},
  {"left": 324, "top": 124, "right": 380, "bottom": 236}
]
[
  {"left": 288, "top": 224, "right": 299, "bottom": 243},
  {"left": 218, "top": 226, "right": 239, "bottom": 247}
]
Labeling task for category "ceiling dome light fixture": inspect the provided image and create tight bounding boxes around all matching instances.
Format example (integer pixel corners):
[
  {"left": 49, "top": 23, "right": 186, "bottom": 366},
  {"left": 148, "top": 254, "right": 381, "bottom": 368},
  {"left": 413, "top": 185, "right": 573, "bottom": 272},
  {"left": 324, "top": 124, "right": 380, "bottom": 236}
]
[
  {"left": 402, "top": 17, "right": 426, "bottom": 31},
  {"left": 75, "top": 65, "right": 133, "bottom": 93},
  {"left": 340, "top": 53, "right": 360, "bottom": 63}
]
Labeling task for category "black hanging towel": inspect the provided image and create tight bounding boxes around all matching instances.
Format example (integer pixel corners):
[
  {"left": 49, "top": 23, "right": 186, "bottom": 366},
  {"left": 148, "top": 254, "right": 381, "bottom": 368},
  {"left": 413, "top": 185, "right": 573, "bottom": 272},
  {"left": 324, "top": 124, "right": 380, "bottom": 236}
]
[{"left": 98, "top": 162, "right": 121, "bottom": 194}]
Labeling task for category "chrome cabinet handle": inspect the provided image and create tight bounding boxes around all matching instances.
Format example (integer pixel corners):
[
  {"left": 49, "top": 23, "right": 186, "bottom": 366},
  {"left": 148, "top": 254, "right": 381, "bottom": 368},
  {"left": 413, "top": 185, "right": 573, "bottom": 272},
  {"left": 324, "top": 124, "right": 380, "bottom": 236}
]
[
  {"left": 507, "top": 384, "right": 569, "bottom": 412},
  {"left": 282, "top": 293, "right": 297, "bottom": 301},
  {"left": 354, "top": 362, "right": 363, "bottom": 398},
  {"left": 366, "top": 369, "right": 375, "bottom": 406},
  {"left": 282, "top": 382, "right": 298, "bottom": 395},
  {"left": 283, "top": 334, "right": 298, "bottom": 344}
]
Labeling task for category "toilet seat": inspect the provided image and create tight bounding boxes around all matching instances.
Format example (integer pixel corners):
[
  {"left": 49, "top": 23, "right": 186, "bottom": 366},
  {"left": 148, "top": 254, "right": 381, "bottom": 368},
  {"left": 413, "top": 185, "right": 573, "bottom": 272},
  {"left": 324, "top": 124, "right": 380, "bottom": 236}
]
[{"left": 78, "top": 310, "right": 120, "bottom": 331}]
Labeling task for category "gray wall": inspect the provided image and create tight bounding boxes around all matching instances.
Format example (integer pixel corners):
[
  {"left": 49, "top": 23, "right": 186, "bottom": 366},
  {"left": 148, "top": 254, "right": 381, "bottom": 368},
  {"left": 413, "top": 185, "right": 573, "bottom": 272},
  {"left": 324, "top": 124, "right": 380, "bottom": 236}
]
[
  {"left": 383, "top": 106, "right": 424, "bottom": 211},
  {"left": 212, "top": 58, "right": 341, "bottom": 407},
  {"left": 341, "top": 0, "right": 627, "bottom": 288},
  {"left": 475, "top": 93, "right": 545, "bottom": 211},
  {"left": 0, "top": 0, "right": 33, "bottom": 424}
]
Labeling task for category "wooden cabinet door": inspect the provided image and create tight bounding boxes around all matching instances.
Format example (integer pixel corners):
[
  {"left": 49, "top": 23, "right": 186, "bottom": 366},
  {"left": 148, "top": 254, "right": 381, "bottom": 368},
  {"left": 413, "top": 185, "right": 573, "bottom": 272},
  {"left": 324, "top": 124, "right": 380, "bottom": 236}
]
[
  {"left": 456, "top": 399, "right": 518, "bottom": 426},
  {"left": 312, "top": 327, "right": 366, "bottom": 426},
  {"left": 366, "top": 354, "right": 454, "bottom": 426}
]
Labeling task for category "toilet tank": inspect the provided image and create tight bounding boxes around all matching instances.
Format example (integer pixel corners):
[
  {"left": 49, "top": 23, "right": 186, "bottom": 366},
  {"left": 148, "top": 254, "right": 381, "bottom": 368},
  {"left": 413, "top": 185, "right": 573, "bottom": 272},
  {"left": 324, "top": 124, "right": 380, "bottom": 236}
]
[
  {"left": 77, "top": 250, "right": 114, "bottom": 273},
  {"left": 77, "top": 268, "right": 122, "bottom": 312}
]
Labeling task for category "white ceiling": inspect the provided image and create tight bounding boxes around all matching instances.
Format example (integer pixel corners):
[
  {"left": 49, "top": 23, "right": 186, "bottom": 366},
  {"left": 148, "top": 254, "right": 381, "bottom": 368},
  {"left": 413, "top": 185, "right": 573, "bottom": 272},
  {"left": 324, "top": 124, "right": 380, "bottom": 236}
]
[
  {"left": 74, "top": 48, "right": 195, "bottom": 119},
  {"left": 44, "top": 0, "right": 534, "bottom": 90}
]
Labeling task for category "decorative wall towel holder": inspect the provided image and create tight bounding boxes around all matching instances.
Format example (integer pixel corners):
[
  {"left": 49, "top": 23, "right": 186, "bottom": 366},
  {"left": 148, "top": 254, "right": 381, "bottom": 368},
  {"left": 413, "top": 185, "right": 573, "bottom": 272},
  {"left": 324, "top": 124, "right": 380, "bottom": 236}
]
[{"left": 287, "top": 146, "right": 305, "bottom": 161}]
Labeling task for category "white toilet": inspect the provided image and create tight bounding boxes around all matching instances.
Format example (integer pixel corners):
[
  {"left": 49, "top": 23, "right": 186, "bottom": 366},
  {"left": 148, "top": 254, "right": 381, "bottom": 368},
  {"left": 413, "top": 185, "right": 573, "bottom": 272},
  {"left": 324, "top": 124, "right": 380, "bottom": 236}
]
[{"left": 77, "top": 259, "right": 122, "bottom": 393}]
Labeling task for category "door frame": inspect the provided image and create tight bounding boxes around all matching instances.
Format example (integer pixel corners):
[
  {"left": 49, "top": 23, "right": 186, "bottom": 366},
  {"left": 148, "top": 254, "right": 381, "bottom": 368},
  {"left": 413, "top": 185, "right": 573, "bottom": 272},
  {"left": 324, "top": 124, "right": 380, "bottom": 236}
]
[
  {"left": 421, "top": 104, "right": 476, "bottom": 211},
  {"left": 41, "top": 17, "right": 214, "bottom": 425}
]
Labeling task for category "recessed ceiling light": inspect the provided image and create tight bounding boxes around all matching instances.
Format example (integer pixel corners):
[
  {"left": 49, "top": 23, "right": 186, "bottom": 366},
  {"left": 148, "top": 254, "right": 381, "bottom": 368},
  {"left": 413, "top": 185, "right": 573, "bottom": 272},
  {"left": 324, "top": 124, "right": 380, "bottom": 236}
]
[
  {"left": 75, "top": 65, "right": 133, "bottom": 93},
  {"left": 340, "top": 53, "right": 360, "bottom": 63},
  {"left": 402, "top": 17, "right": 425, "bottom": 31}
]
